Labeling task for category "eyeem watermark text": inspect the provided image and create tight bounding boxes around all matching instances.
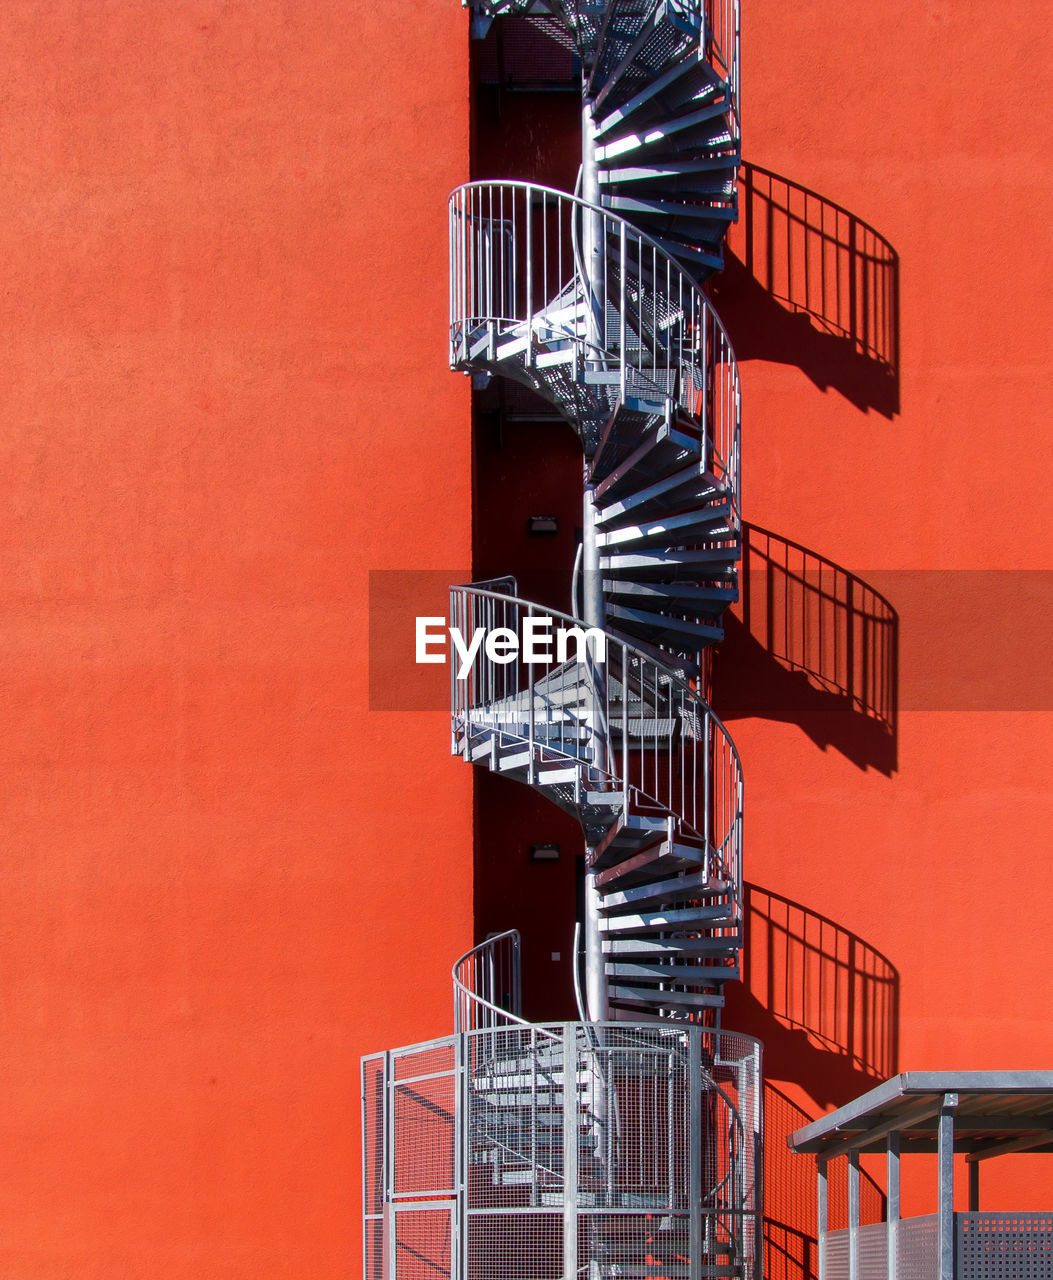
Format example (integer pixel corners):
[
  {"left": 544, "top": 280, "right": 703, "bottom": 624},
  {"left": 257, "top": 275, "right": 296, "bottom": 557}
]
[{"left": 416, "top": 616, "right": 606, "bottom": 680}]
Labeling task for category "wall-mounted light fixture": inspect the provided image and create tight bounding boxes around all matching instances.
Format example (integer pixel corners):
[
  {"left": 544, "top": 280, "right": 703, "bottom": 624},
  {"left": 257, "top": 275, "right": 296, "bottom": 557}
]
[
  {"left": 528, "top": 515, "right": 559, "bottom": 535},
  {"left": 530, "top": 842, "right": 560, "bottom": 862}
]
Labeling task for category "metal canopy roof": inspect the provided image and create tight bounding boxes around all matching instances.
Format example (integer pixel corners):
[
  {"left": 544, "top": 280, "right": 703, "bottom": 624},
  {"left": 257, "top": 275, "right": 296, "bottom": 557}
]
[{"left": 788, "top": 1072, "right": 1053, "bottom": 1161}]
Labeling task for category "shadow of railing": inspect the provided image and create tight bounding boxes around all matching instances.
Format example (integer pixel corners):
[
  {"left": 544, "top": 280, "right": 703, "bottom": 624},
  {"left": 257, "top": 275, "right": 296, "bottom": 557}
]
[
  {"left": 723, "top": 881, "right": 898, "bottom": 1110},
  {"left": 713, "top": 524, "right": 898, "bottom": 775},
  {"left": 763, "top": 1084, "right": 888, "bottom": 1280},
  {"left": 743, "top": 884, "right": 899, "bottom": 1089},
  {"left": 710, "top": 162, "right": 899, "bottom": 417},
  {"left": 724, "top": 888, "right": 899, "bottom": 1276}
]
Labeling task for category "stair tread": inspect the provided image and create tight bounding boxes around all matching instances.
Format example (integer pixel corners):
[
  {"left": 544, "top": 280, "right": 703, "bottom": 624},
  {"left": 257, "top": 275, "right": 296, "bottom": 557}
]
[
  {"left": 610, "top": 984, "right": 726, "bottom": 1008},
  {"left": 599, "top": 902, "right": 739, "bottom": 932},
  {"left": 601, "top": 546, "right": 740, "bottom": 577},
  {"left": 605, "top": 961, "right": 740, "bottom": 984},
  {"left": 600, "top": 870, "right": 728, "bottom": 910},
  {"left": 604, "top": 935, "right": 740, "bottom": 956},
  {"left": 595, "top": 464, "right": 725, "bottom": 525},
  {"left": 596, "top": 839, "right": 709, "bottom": 887},
  {"left": 597, "top": 502, "right": 735, "bottom": 549}
]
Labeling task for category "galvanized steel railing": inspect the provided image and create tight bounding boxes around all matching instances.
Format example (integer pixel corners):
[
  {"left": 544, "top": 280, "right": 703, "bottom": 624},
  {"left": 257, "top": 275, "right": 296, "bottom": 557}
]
[
  {"left": 705, "top": 0, "right": 740, "bottom": 122},
  {"left": 449, "top": 581, "right": 744, "bottom": 899},
  {"left": 363, "top": 1021, "right": 762, "bottom": 1280},
  {"left": 449, "top": 181, "right": 741, "bottom": 511},
  {"left": 453, "top": 929, "right": 528, "bottom": 1033}
]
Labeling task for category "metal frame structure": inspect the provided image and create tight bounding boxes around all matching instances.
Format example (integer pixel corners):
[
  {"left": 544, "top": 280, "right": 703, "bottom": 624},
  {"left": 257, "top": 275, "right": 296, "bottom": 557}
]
[
  {"left": 362, "top": 6, "right": 762, "bottom": 1278},
  {"left": 364, "top": 934, "right": 764, "bottom": 1280},
  {"left": 789, "top": 1072, "right": 1053, "bottom": 1280}
]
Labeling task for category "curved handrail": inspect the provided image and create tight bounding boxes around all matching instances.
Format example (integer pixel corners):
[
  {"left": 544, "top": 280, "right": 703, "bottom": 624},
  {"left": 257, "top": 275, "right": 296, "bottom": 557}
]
[
  {"left": 449, "top": 180, "right": 741, "bottom": 509},
  {"left": 450, "top": 581, "right": 743, "bottom": 899},
  {"left": 453, "top": 929, "right": 532, "bottom": 1033}
]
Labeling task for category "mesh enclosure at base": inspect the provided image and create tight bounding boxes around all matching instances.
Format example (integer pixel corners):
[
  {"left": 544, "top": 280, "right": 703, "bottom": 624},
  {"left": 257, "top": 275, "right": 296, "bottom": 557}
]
[
  {"left": 364, "top": 1218, "right": 384, "bottom": 1280},
  {"left": 363, "top": 1055, "right": 386, "bottom": 1216},
  {"left": 363, "top": 1024, "right": 762, "bottom": 1280},
  {"left": 392, "top": 1068, "right": 456, "bottom": 1198},
  {"left": 958, "top": 1213, "right": 1053, "bottom": 1280}
]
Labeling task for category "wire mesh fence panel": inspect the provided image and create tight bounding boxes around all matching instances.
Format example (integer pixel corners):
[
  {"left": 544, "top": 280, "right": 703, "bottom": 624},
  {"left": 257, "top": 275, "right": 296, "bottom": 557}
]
[
  {"left": 580, "top": 1210, "right": 691, "bottom": 1280},
  {"left": 467, "top": 1211, "right": 564, "bottom": 1280},
  {"left": 364, "top": 1216, "right": 385, "bottom": 1280},
  {"left": 394, "top": 1207, "right": 454, "bottom": 1280},
  {"left": 467, "top": 1024, "right": 567, "bottom": 1212},
  {"left": 364, "top": 1023, "right": 762, "bottom": 1280},
  {"left": 363, "top": 1054, "right": 387, "bottom": 1216},
  {"left": 391, "top": 1042, "right": 458, "bottom": 1201}
]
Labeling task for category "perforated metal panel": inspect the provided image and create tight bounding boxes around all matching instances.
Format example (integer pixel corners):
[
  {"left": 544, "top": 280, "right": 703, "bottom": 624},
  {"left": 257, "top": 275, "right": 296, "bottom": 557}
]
[
  {"left": 826, "top": 1216, "right": 936, "bottom": 1280},
  {"left": 958, "top": 1213, "right": 1053, "bottom": 1280}
]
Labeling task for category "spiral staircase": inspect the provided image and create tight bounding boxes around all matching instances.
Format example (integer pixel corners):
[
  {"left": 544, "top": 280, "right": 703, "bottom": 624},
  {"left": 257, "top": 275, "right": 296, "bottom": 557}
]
[
  {"left": 449, "top": 0, "right": 744, "bottom": 1026},
  {"left": 361, "top": 7, "right": 758, "bottom": 1280}
]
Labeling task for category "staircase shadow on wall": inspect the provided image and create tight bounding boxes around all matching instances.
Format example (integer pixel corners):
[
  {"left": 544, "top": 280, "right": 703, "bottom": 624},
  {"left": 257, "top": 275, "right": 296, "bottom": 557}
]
[
  {"left": 710, "top": 162, "right": 900, "bottom": 419},
  {"left": 728, "top": 883, "right": 900, "bottom": 1104},
  {"left": 713, "top": 524, "right": 899, "bottom": 775},
  {"left": 763, "top": 1084, "right": 888, "bottom": 1280},
  {"left": 725, "top": 886, "right": 899, "bottom": 1278}
]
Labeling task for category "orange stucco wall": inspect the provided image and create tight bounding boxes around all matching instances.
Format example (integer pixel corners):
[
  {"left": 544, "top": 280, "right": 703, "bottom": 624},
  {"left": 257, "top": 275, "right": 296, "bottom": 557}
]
[
  {"left": 719, "top": 0, "right": 1053, "bottom": 1258},
  {"left": 3, "top": 1, "right": 1051, "bottom": 1277},
  {"left": 469, "top": 3, "right": 1053, "bottom": 1275},
  {"left": 0, "top": 3, "right": 470, "bottom": 1276}
]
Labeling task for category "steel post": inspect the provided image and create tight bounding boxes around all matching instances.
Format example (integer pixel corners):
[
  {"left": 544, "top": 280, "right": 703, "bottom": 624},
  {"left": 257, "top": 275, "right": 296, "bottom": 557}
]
[
  {"left": 848, "top": 1149, "right": 860, "bottom": 1280},
  {"left": 887, "top": 1131, "right": 900, "bottom": 1280},
  {"left": 563, "top": 1026, "right": 579, "bottom": 1280},
  {"left": 938, "top": 1094, "right": 958, "bottom": 1280},
  {"left": 817, "top": 1158, "right": 828, "bottom": 1280}
]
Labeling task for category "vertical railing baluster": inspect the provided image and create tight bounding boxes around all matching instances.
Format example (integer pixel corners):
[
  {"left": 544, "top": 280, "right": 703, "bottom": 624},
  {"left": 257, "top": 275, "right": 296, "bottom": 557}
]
[{"left": 619, "top": 222, "right": 627, "bottom": 402}]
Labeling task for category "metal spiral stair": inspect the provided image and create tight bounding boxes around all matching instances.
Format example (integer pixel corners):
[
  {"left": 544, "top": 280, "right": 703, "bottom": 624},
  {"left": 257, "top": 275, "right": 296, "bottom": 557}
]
[
  {"left": 449, "top": 0, "right": 743, "bottom": 1025},
  {"left": 469, "top": 0, "right": 739, "bottom": 276},
  {"left": 452, "top": 932, "right": 759, "bottom": 1279},
  {"left": 450, "top": 0, "right": 744, "bottom": 1034},
  {"left": 361, "top": 8, "right": 758, "bottom": 1278}
]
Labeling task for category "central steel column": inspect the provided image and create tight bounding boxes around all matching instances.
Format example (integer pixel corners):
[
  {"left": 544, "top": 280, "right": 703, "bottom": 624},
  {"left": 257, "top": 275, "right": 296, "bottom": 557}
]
[{"left": 581, "top": 97, "right": 610, "bottom": 1025}]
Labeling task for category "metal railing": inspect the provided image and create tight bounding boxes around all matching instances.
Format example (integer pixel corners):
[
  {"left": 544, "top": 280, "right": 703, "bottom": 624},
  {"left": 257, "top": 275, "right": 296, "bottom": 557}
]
[
  {"left": 449, "top": 581, "right": 744, "bottom": 898},
  {"left": 453, "top": 930, "right": 526, "bottom": 1033},
  {"left": 705, "top": 0, "right": 740, "bottom": 123},
  {"left": 363, "top": 1021, "right": 763, "bottom": 1280},
  {"left": 449, "top": 181, "right": 741, "bottom": 509}
]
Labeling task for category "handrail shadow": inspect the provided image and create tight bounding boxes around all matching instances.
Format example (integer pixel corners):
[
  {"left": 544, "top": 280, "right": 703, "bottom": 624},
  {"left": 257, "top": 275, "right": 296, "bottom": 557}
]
[
  {"left": 764, "top": 1084, "right": 888, "bottom": 1280},
  {"left": 713, "top": 523, "right": 899, "bottom": 775},
  {"left": 710, "top": 162, "right": 900, "bottom": 417},
  {"left": 723, "top": 886, "right": 899, "bottom": 1276},
  {"left": 740, "top": 883, "right": 899, "bottom": 1092}
]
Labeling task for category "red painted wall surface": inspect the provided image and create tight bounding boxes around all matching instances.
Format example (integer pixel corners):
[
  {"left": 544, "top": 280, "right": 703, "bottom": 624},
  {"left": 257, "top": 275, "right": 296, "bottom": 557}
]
[
  {"left": 469, "top": 4, "right": 1053, "bottom": 1275},
  {"left": 717, "top": 2, "right": 1053, "bottom": 1265},
  {"left": 0, "top": 3, "right": 470, "bottom": 1276}
]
